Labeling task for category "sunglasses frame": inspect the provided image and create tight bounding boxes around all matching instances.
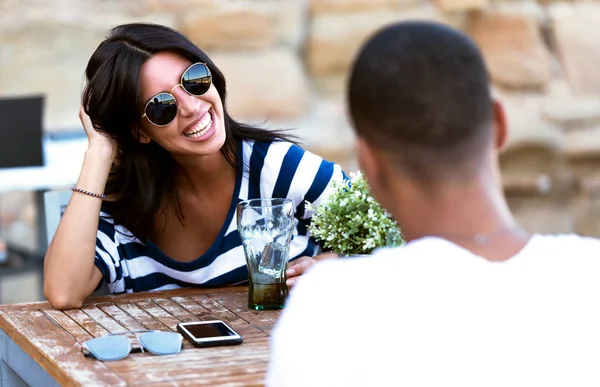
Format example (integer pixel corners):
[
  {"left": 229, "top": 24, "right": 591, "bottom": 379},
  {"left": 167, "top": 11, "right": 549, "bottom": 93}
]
[
  {"left": 82, "top": 330, "right": 183, "bottom": 361},
  {"left": 141, "top": 62, "right": 212, "bottom": 127}
]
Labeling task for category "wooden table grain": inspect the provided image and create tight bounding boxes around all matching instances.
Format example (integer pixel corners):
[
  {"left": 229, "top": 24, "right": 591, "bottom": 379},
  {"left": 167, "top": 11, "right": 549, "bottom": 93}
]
[{"left": 0, "top": 286, "right": 281, "bottom": 386}]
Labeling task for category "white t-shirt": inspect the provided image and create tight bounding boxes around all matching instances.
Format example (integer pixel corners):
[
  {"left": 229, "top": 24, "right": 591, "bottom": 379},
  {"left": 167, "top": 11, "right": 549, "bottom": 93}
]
[{"left": 267, "top": 234, "right": 600, "bottom": 387}]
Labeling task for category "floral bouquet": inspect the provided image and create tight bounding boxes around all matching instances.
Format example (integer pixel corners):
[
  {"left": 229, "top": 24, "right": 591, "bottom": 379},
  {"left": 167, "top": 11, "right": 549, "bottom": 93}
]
[{"left": 306, "top": 172, "right": 404, "bottom": 256}]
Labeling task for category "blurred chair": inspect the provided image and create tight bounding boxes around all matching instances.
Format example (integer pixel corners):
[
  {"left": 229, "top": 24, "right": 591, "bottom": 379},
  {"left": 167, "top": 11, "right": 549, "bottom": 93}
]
[
  {"left": 43, "top": 190, "right": 72, "bottom": 245},
  {"left": 43, "top": 190, "right": 108, "bottom": 296}
]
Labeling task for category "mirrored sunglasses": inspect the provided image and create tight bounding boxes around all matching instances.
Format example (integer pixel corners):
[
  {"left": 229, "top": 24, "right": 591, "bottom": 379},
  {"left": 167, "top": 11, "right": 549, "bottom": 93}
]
[
  {"left": 142, "top": 62, "right": 212, "bottom": 127},
  {"left": 82, "top": 330, "right": 183, "bottom": 361}
]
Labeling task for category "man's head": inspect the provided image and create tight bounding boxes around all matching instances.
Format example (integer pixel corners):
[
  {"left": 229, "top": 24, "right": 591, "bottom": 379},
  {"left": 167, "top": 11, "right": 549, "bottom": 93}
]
[{"left": 348, "top": 21, "right": 506, "bottom": 208}]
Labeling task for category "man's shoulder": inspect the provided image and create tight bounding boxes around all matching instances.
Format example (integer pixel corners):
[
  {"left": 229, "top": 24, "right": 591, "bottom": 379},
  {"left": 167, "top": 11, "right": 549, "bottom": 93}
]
[{"left": 526, "top": 233, "right": 600, "bottom": 256}]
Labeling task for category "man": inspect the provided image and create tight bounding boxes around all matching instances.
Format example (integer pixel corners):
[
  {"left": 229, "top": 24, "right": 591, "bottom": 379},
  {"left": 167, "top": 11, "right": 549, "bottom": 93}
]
[{"left": 267, "top": 21, "right": 600, "bottom": 386}]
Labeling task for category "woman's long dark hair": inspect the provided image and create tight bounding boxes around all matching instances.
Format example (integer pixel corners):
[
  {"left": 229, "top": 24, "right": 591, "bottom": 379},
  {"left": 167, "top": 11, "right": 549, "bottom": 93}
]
[{"left": 83, "top": 23, "right": 296, "bottom": 239}]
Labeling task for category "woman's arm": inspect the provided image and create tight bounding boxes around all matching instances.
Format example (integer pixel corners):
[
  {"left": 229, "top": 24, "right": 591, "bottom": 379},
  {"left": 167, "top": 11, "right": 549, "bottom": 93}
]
[{"left": 43, "top": 108, "right": 115, "bottom": 309}]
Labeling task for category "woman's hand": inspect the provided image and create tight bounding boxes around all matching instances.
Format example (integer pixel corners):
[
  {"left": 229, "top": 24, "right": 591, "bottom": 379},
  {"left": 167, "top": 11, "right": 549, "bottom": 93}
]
[
  {"left": 79, "top": 106, "right": 117, "bottom": 160},
  {"left": 286, "top": 252, "right": 338, "bottom": 288}
]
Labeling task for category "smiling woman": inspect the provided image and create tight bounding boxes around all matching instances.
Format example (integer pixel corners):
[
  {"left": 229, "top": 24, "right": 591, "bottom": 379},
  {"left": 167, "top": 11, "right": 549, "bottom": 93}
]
[{"left": 42, "top": 23, "right": 346, "bottom": 309}]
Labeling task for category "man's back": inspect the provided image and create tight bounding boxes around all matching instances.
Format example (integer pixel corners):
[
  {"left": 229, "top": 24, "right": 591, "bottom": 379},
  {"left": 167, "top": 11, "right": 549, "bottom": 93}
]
[{"left": 268, "top": 234, "right": 600, "bottom": 387}]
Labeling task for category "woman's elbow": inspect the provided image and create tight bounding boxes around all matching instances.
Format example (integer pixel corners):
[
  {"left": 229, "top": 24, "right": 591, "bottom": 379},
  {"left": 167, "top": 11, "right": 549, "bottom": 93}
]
[{"left": 44, "top": 284, "right": 84, "bottom": 310}]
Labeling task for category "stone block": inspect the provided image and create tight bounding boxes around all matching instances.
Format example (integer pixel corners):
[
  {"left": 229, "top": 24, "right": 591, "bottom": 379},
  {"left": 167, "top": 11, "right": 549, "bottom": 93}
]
[
  {"left": 298, "top": 98, "right": 358, "bottom": 172},
  {"left": 507, "top": 196, "right": 574, "bottom": 234},
  {"left": 468, "top": 12, "right": 552, "bottom": 89},
  {"left": 572, "top": 183, "right": 600, "bottom": 237},
  {"left": 312, "top": 75, "right": 348, "bottom": 97},
  {"left": 179, "top": 4, "right": 276, "bottom": 50},
  {"left": 0, "top": 23, "right": 111, "bottom": 131},
  {"left": 499, "top": 95, "right": 564, "bottom": 154},
  {"left": 277, "top": 0, "right": 310, "bottom": 49},
  {"left": 563, "top": 127, "right": 600, "bottom": 160},
  {"left": 147, "top": 0, "right": 218, "bottom": 13},
  {"left": 309, "top": 0, "right": 417, "bottom": 14},
  {"left": 542, "top": 96, "right": 600, "bottom": 129},
  {"left": 500, "top": 149, "right": 567, "bottom": 196},
  {"left": 296, "top": 98, "right": 356, "bottom": 150},
  {"left": 498, "top": 94, "right": 571, "bottom": 217},
  {"left": 0, "top": 9, "right": 175, "bottom": 131},
  {"left": 435, "top": 0, "right": 488, "bottom": 13},
  {"left": 306, "top": 6, "right": 443, "bottom": 76},
  {"left": 1, "top": 0, "right": 154, "bottom": 30},
  {"left": 552, "top": 3, "right": 600, "bottom": 93},
  {"left": 178, "top": 1, "right": 305, "bottom": 50},
  {"left": 209, "top": 49, "right": 309, "bottom": 121}
]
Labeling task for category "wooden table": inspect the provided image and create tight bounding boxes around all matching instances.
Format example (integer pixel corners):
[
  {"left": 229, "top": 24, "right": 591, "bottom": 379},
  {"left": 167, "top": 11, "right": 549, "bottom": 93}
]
[{"left": 0, "top": 286, "right": 280, "bottom": 386}]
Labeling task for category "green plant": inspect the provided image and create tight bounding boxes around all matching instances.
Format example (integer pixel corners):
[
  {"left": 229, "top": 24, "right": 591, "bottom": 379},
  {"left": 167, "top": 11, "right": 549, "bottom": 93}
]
[{"left": 306, "top": 172, "right": 404, "bottom": 256}]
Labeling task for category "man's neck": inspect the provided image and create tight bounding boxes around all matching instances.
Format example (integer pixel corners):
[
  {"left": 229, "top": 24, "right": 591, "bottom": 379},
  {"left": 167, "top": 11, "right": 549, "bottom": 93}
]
[{"left": 390, "top": 175, "right": 530, "bottom": 261}]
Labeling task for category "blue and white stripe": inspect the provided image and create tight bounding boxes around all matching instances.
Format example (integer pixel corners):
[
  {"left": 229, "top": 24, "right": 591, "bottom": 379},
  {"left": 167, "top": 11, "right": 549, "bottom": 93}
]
[{"left": 94, "top": 139, "right": 346, "bottom": 294}]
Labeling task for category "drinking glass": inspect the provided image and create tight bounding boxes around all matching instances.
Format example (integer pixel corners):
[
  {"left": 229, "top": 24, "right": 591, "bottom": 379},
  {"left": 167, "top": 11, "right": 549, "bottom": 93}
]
[{"left": 236, "top": 198, "right": 294, "bottom": 310}]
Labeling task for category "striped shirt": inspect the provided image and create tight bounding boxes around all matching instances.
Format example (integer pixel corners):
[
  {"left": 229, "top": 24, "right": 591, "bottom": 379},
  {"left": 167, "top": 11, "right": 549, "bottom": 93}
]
[{"left": 94, "top": 140, "right": 346, "bottom": 293}]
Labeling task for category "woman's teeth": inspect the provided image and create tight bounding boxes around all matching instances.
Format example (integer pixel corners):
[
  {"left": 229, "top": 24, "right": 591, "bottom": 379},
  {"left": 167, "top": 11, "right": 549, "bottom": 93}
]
[{"left": 183, "top": 115, "right": 212, "bottom": 138}]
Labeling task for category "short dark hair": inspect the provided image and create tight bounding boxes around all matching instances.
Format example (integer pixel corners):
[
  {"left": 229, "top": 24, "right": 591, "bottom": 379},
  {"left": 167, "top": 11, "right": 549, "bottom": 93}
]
[{"left": 348, "top": 21, "right": 493, "bottom": 181}]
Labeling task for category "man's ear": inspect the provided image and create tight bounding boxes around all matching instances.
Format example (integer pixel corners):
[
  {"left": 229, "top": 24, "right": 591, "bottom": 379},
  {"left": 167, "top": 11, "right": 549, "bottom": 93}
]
[
  {"left": 356, "top": 137, "right": 387, "bottom": 192},
  {"left": 493, "top": 99, "right": 508, "bottom": 151}
]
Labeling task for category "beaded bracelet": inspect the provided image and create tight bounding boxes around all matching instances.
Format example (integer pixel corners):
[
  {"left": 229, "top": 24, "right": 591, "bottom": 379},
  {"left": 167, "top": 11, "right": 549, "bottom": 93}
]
[{"left": 72, "top": 187, "right": 106, "bottom": 200}]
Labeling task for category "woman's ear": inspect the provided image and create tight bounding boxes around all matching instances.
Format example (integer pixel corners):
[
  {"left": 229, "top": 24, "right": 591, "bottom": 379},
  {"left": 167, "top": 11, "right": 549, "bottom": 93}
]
[{"left": 135, "top": 127, "right": 151, "bottom": 144}]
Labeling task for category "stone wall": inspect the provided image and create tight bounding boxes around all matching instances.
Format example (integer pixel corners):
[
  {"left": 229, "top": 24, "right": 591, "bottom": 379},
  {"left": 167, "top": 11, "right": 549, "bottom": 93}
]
[{"left": 2, "top": 0, "right": 600, "bottom": 248}]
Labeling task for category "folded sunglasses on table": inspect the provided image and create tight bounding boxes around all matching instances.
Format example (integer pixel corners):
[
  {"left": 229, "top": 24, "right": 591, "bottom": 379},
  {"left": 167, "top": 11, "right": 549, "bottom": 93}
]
[{"left": 82, "top": 330, "right": 183, "bottom": 361}]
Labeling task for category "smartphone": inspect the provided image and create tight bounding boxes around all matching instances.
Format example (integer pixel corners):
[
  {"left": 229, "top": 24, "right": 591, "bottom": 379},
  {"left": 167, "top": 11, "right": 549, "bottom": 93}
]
[{"left": 176, "top": 320, "right": 243, "bottom": 348}]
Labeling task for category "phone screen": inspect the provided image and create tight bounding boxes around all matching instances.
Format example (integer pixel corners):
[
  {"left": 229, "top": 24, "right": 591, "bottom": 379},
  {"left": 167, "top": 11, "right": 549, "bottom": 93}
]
[{"left": 184, "top": 322, "right": 238, "bottom": 339}]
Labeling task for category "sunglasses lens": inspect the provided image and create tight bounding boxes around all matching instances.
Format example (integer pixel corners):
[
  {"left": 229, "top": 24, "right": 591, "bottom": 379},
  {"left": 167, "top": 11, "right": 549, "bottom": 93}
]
[
  {"left": 139, "top": 331, "right": 183, "bottom": 356},
  {"left": 84, "top": 336, "right": 130, "bottom": 361},
  {"left": 145, "top": 93, "right": 177, "bottom": 126},
  {"left": 182, "top": 63, "right": 212, "bottom": 96}
]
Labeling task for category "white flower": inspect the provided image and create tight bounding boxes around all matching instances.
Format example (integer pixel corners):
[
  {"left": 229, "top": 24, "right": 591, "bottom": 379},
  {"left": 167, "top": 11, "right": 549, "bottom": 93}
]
[{"left": 307, "top": 171, "right": 404, "bottom": 255}]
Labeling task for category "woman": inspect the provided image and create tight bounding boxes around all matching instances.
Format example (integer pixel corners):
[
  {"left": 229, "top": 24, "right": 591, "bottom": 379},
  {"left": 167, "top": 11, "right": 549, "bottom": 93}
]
[{"left": 44, "top": 23, "right": 345, "bottom": 309}]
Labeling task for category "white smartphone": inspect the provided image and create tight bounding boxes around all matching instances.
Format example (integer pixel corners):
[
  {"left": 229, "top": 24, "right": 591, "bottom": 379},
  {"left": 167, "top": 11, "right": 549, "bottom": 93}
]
[{"left": 176, "top": 320, "right": 243, "bottom": 348}]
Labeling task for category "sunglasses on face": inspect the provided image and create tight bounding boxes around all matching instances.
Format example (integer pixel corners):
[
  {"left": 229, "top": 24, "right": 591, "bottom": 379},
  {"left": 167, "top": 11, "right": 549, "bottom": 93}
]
[
  {"left": 82, "top": 330, "right": 183, "bottom": 361},
  {"left": 142, "top": 62, "right": 212, "bottom": 127}
]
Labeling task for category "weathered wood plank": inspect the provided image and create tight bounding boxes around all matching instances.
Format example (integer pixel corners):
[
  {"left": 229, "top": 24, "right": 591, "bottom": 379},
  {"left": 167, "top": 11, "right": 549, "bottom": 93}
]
[
  {"left": 134, "top": 300, "right": 181, "bottom": 331},
  {"left": 170, "top": 296, "right": 223, "bottom": 321},
  {"left": 172, "top": 296, "right": 265, "bottom": 337},
  {"left": 148, "top": 380, "right": 263, "bottom": 387},
  {"left": 107, "top": 341, "right": 270, "bottom": 369},
  {"left": 81, "top": 306, "right": 128, "bottom": 334},
  {"left": 83, "top": 287, "right": 245, "bottom": 306},
  {"left": 63, "top": 309, "right": 110, "bottom": 338},
  {"left": 191, "top": 295, "right": 252, "bottom": 333},
  {"left": 42, "top": 309, "right": 94, "bottom": 343},
  {"left": 95, "top": 304, "right": 147, "bottom": 332},
  {"left": 110, "top": 349, "right": 270, "bottom": 385},
  {"left": 116, "top": 302, "right": 170, "bottom": 332},
  {"left": 0, "top": 309, "right": 124, "bottom": 386},
  {"left": 210, "top": 291, "right": 280, "bottom": 334},
  {"left": 154, "top": 298, "right": 199, "bottom": 323},
  {"left": 163, "top": 371, "right": 266, "bottom": 386}
]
